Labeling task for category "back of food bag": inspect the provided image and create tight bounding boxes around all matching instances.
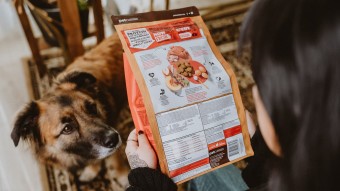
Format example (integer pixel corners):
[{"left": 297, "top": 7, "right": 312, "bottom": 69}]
[{"left": 112, "top": 6, "right": 253, "bottom": 184}]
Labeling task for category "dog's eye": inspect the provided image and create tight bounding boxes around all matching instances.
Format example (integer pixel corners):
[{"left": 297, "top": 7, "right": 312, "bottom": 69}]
[
  {"left": 61, "top": 124, "right": 74, "bottom": 135},
  {"left": 85, "top": 101, "right": 98, "bottom": 115}
]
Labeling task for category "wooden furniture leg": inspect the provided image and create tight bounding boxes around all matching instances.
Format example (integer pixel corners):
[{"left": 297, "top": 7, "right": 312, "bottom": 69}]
[
  {"left": 57, "top": 0, "right": 84, "bottom": 62},
  {"left": 92, "top": 0, "right": 105, "bottom": 43},
  {"left": 150, "top": 0, "right": 154, "bottom": 11},
  {"left": 165, "top": 0, "right": 170, "bottom": 10},
  {"left": 13, "top": 0, "right": 47, "bottom": 77}
]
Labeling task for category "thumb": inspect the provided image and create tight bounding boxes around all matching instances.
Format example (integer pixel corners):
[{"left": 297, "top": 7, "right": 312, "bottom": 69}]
[{"left": 137, "top": 131, "right": 152, "bottom": 149}]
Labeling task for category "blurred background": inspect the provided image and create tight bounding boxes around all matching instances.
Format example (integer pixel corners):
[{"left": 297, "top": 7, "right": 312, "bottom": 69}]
[{"left": 0, "top": 0, "right": 256, "bottom": 190}]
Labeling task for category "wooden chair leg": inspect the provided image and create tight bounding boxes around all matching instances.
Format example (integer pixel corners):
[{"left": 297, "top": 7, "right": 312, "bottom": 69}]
[
  {"left": 92, "top": 0, "right": 105, "bottom": 44},
  {"left": 165, "top": 0, "right": 170, "bottom": 10},
  {"left": 57, "top": 0, "right": 84, "bottom": 63},
  {"left": 150, "top": 0, "right": 154, "bottom": 11},
  {"left": 13, "top": 0, "right": 47, "bottom": 77}
]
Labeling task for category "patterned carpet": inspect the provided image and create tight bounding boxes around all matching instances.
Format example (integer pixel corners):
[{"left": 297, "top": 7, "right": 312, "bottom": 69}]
[{"left": 26, "top": 3, "right": 254, "bottom": 191}]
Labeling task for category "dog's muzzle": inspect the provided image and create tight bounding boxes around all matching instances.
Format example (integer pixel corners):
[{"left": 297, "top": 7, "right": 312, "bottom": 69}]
[{"left": 99, "top": 132, "right": 120, "bottom": 148}]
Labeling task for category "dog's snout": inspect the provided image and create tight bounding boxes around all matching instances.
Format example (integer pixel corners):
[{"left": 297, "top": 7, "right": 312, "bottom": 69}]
[{"left": 102, "top": 133, "right": 119, "bottom": 148}]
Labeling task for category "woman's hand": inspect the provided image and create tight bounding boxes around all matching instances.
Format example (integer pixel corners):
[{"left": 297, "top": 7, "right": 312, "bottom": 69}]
[{"left": 125, "top": 129, "right": 158, "bottom": 169}]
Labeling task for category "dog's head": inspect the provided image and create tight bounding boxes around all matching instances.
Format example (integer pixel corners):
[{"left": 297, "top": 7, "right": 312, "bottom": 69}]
[{"left": 11, "top": 71, "right": 121, "bottom": 169}]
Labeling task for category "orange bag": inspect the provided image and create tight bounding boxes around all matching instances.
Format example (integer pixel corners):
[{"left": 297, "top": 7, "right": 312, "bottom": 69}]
[{"left": 114, "top": 6, "right": 253, "bottom": 184}]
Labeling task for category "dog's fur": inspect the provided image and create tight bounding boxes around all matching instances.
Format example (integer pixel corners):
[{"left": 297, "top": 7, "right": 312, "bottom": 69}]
[{"left": 11, "top": 34, "right": 129, "bottom": 182}]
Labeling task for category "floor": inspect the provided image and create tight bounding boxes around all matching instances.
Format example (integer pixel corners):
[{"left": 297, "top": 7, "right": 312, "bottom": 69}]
[{"left": 0, "top": 3, "right": 46, "bottom": 191}]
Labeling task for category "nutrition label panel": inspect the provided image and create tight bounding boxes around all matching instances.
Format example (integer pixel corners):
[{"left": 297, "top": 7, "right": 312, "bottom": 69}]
[{"left": 156, "top": 95, "right": 246, "bottom": 182}]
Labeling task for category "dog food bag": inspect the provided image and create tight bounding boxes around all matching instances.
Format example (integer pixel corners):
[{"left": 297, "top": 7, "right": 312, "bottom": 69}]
[{"left": 112, "top": 6, "right": 253, "bottom": 184}]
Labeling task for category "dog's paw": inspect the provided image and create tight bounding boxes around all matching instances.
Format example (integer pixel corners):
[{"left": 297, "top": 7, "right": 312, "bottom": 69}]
[{"left": 78, "top": 164, "right": 101, "bottom": 182}]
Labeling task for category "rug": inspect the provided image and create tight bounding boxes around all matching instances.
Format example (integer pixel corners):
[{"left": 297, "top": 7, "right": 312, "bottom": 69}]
[{"left": 26, "top": 3, "right": 254, "bottom": 191}]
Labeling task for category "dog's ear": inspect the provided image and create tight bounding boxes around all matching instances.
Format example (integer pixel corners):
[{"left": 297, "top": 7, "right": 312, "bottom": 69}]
[
  {"left": 11, "top": 101, "right": 40, "bottom": 147},
  {"left": 61, "top": 71, "right": 97, "bottom": 90}
]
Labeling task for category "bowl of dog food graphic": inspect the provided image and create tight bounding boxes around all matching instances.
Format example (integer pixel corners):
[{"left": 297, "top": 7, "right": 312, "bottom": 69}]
[
  {"left": 166, "top": 46, "right": 209, "bottom": 88},
  {"left": 162, "top": 66, "right": 187, "bottom": 96}
]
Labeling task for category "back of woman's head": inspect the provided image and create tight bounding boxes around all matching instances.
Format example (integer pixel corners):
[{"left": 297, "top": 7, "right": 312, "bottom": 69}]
[{"left": 239, "top": 0, "right": 340, "bottom": 190}]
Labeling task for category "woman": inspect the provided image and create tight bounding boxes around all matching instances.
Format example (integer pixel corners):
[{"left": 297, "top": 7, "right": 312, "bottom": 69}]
[{"left": 124, "top": 0, "right": 340, "bottom": 190}]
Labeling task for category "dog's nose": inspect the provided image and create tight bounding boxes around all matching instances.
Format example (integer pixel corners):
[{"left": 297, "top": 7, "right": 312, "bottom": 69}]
[{"left": 102, "top": 133, "right": 119, "bottom": 148}]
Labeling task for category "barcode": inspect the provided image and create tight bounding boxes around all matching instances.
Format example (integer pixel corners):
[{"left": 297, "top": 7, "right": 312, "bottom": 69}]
[{"left": 228, "top": 139, "right": 240, "bottom": 157}]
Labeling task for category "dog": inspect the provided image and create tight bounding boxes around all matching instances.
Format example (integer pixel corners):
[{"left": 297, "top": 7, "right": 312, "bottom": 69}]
[{"left": 11, "top": 34, "right": 130, "bottom": 182}]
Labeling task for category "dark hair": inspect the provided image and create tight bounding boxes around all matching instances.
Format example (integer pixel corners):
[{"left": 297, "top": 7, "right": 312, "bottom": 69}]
[{"left": 239, "top": 0, "right": 340, "bottom": 190}]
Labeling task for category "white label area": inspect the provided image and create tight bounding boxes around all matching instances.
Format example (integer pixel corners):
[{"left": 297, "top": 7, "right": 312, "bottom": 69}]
[
  {"left": 157, "top": 105, "right": 209, "bottom": 171},
  {"left": 134, "top": 37, "right": 232, "bottom": 113},
  {"left": 125, "top": 28, "right": 155, "bottom": 49},
  {"left": 163, "top": 131, "right": 209, "bottom": 170},
  {"left": 156, "top": 95, "right": 246, "bottom": 183},
  {"left": 226, "top": 134, "right": 246, "bottom": 161},
  {"left": 198, "top": 94, "right": 239, "bottom": 130}
]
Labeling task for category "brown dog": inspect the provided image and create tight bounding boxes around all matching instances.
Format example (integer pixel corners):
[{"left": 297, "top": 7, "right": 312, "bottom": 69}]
[{"left": 11, "top": 34, "right": 129, "bottom": 182}]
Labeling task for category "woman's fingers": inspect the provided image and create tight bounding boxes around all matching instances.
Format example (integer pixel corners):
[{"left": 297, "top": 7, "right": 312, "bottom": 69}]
[
  {"left": 126, "top": 129, "right": 138, "bottom": 154},
  {"left": 125, "top": 130, "right": 157, "bottom": 169},
  {"left": 136, "top": 131, "right": 158, "bottom": 169},
  {"left": 137, "top": 131, "right": 152, "bottom": 149}
]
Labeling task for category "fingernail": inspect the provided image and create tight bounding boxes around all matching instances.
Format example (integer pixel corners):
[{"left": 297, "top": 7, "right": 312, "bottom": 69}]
[{"left": 138, "top": 130, "right": 144, "bottom": 135}]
